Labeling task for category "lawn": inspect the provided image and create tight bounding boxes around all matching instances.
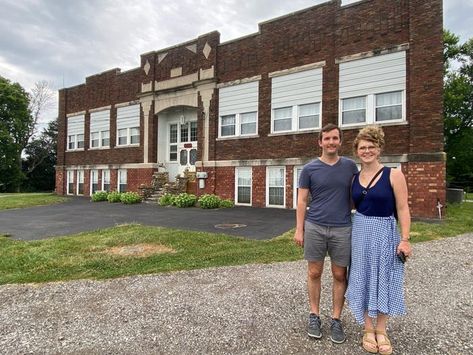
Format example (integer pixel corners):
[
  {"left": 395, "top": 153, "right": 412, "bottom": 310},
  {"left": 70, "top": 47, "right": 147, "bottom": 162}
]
[
  {"left": 0, "top": 193, "right": 67, "bottom": 210},
  {"left": 0, "top": 198, "right": 471, "bottom": 285}
]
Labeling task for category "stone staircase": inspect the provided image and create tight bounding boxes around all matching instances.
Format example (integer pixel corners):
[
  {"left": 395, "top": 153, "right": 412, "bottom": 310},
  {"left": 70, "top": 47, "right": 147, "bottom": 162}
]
[{"left": 139, "top": 172, "right": 188, "bottom": 204}]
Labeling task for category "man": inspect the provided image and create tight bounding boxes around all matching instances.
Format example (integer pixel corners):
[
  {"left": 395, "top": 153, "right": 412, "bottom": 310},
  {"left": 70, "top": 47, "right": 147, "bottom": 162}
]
[{"left": 294, "top": 123, "right": 358, "bottom": 344}]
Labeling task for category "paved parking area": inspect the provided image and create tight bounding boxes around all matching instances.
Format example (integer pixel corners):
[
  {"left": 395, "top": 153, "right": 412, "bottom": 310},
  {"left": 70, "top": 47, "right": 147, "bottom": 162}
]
[{"left": 0, "top": 197, "right": 296, "bottom": 240}]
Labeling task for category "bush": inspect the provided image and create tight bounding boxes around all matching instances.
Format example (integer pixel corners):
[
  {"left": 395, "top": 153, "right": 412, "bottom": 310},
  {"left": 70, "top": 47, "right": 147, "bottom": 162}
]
[
  {"left": 120, "top": 192, "right": 142, "bottom": 204},
  {"left": 173, "top": 193, "right": 197, "bottom": 208},
  {"left": 91, "top": 191, "right": 109, "bottom": 202},
  {"left": 198, "top": 194, "right": 221, "bottom": 209},
  {"left": 107, "top": 191, "right": 122, "bottom": 203},
  {"left": 219, "top": 199, "right": 234, "bottom": 208},
  {"left": 159, "top": 193, "right": 175, "bottom": 206}
]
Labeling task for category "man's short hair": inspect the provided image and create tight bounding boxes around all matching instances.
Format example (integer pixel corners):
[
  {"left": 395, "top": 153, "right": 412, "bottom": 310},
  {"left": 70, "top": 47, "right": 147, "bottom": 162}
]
[{"left": 318, "top": 123, "right": 342, "bottom": 142}]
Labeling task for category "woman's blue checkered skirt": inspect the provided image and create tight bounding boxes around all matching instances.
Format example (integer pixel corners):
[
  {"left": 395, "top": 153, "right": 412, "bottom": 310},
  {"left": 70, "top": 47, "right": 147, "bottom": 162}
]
[{"left": 345, "top": 212, "right": 406, "bottom": 324}]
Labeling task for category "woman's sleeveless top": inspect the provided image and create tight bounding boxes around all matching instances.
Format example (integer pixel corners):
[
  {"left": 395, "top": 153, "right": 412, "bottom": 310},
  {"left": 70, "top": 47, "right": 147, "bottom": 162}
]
[{"left": 352, "top": 167, "right": 396, "bottom": 217}]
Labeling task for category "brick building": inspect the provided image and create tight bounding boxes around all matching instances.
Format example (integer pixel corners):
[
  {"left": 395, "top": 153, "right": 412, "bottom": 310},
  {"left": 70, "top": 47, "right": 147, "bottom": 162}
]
[{"left": 56, "top": 0, "right": 445, "bottom": 218}]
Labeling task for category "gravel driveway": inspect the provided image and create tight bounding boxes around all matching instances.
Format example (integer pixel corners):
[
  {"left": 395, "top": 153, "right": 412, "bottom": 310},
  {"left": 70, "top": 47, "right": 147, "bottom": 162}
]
[{"left": 0, "top": 234, "right": 472, "bottom": 354}]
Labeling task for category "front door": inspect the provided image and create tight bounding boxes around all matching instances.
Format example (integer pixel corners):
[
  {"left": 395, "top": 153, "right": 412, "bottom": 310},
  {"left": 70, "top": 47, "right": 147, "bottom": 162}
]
[{"left": 167, "top": 120, "right": 197, "bottom": 180}]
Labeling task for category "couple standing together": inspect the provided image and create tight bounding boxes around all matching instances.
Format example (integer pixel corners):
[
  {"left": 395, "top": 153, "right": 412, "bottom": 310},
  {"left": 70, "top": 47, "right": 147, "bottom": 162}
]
[{"left": 294, "top": 123, "right": 412, "bottom": 354}]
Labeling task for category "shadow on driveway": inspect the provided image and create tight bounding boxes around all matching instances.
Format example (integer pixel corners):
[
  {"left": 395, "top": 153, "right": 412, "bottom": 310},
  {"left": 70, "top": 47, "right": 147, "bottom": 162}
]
[{"left": 0, "top": 197, "right": 296, "bottom": 241}]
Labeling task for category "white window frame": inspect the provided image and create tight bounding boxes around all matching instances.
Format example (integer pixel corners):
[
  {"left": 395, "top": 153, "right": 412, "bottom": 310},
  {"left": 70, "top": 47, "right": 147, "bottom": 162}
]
[
  {"left": 66, "top": 170, "right": 74, "bottom": 195},
  {"left": 235, "top": 167, "right": 252, "bottom": 206},
  {"left": 89, "top": 110, "right": 110, "bottom": 149},
  {"left": 90, "top": 169, "right": 99, "bottom": 195},
  {"left": 339, "top": 91, "right": 405, "bottom": 127},
  {"left": 272, "top": 103, "right": 321, "bottom": 133},
  {"left": 293, "top": 166, "right": 304, "bottom": 209},
  {"left": 218, "top": 81, "right": 259, "bottom": 139},
  {"left": 102, "top": 170, "right": 110, "bottom": 192},
  {"left": 266, "top": 166, "right": 286, "bottom": 208},
  {"left": 118, "top": 169, "right": 127, "bottom": 193},
  {"left": 76, "top": 170, "right": 84, "bottom": 195},
  {"left": 66, "top": 115, "right": 85, "bottom": 151},
  {"left": 116, "top": 104, "right": 140, "bottom": 147},
  {"left": 338, "top": 51, "right": 406, "bottom": 128}
]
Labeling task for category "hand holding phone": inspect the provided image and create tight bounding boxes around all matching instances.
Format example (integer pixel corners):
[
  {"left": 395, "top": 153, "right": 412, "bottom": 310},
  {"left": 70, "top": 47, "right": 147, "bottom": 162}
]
[{"left": 398, "top": 251, "right": 406, "bottom": 264}]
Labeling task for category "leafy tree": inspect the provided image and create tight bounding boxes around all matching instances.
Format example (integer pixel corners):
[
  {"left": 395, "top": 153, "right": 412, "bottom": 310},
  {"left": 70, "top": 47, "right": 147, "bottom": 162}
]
[
  {"left": 0, "top": 76, "right": 31, "bottom": 191},
  {"left": 22, "top": 119, "right": 58, "bottom": 192},
  {"left": 443, "top": 30, "right": 473, "bottom": 190}
]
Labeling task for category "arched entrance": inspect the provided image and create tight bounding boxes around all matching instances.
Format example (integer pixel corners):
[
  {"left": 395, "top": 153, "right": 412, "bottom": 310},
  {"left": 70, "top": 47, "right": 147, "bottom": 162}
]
[{"left": 156, "top": 106, "right": 198, "bottom": 181}]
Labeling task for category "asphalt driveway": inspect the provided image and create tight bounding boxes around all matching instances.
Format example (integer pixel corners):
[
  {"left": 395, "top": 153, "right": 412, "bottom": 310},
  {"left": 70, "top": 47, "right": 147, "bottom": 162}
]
[{"left": 0, "top": 197, "right": 296, "bottom": 241}]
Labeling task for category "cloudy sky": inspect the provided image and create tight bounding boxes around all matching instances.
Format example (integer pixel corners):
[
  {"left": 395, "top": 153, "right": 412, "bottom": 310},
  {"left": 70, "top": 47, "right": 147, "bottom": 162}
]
[{"left": 1, "top": 0, "right": 472, "bottom": 126}]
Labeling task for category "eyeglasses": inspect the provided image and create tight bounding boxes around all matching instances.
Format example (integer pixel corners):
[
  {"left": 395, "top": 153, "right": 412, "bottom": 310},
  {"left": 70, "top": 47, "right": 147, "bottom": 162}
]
[{"left": 358, "top": 145, "right": 378, "bottom": 152}]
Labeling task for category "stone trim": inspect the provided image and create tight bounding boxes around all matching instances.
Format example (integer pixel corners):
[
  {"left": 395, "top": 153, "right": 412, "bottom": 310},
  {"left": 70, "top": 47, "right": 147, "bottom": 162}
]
[
  {"left": 268, "top": 61, "right": 326, "bottom": 78},
  {"left": 60, "top": 163, "right": 163, "bottom": 170},
  {"left": 89, "top": 105, "right": 112, "bottom": 113},
  {"left": 155, "top": 72, "right": 199, "bottom": 91},
  {"left": 66, "top": 111, "right": 86, "bottom": 117},
  {"left": 217, "top": 75, "right": 262, "bottom": 89},
  {"left": 115, "top": 100, "right": 140, "bottom": 108},
  {"left": 335, "top": 43, "right": 410, "bottom": 64}
]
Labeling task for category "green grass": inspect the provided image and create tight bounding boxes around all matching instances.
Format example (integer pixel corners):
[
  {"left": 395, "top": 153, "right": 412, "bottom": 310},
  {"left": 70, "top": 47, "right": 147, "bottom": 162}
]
[
  {"left": 465, "top": 192, "right": 473, "bottom": 200},
  {"left": 410, "top": 202, "right": 473, "bottom": 242},
  {"left": 0, "top": 193, "right": 67, "bottom": 210},
  {"left": 0, "top": 225, "right": 302, "bottom": 285},
  {"left": 0, "top": 201, "right": 471, "bottom": 285}
]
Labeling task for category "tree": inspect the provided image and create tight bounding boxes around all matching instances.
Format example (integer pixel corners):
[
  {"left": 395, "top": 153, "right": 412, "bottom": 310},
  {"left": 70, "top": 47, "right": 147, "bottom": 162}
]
[
  {"left": 443, "top": 30, "right": 473, "bottom": 190},
  {"left": 0, "top": 76, "right": 31, "bottom": 191},
  {"left": 22, "top": 119, "right": 58, "bottom": 192}
]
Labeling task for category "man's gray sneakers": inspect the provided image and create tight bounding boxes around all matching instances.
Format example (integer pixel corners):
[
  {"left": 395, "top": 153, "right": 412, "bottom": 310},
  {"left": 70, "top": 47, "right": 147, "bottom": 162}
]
[
  {"left": 308, "top": 313, "right": 322, "bottom": 339},
  {"left": 330, "top": 318, "right": 346, "bottom": 344}
]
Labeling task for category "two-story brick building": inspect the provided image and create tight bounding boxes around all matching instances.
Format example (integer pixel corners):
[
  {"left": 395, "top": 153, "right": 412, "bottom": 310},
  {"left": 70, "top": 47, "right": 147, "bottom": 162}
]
[{"left": 56, "top": 0, "right": 445, "bottom": 218}]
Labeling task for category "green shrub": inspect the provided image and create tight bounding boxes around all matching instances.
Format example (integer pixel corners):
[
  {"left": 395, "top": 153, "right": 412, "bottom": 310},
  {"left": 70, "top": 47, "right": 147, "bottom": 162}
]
[
  {"left": 91, "top": 191, "right": 108, "bottom": 202},
  {"left": 120, "top": 192, "right": 142, "bottom": 204},
  {"left": 219, "top": 199, "right": 234, "bottom": 208},
  {"left": 173, "top": 193, "right": 197, "bottom": 208},
  {"left": 159, "top": 193, "right": 175, "bottom": 206},
  {"left": 107, "top": 191, "right": 122, "bottom": 203},
  {"left": 198, "top": 194, "right": 221, "bottom": 209}
]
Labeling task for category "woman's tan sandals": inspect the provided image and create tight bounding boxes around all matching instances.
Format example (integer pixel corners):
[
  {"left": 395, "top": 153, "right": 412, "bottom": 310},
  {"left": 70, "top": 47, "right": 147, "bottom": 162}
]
[
  {"left": 362, "top": 328, "right": 378, "bottom": 353},
  {"left": 376, "top": 330, "right": 393, "bottom": 355}
]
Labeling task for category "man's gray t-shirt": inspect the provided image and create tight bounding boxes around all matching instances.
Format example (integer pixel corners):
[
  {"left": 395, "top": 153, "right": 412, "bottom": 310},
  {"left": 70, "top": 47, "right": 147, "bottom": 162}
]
[{"left": 299, "top": 157, "right": 358, "bottom": 227}]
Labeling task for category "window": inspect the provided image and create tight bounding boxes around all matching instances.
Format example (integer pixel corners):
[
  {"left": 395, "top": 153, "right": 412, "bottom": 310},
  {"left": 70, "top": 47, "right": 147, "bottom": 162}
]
[
  {"left": 66, "top": 115, "right": 84, "bottom": 151},
  {"left": 90, "top": 170, "right": 99, "bottom": 194},
  {"left": 235, "top": 167, "right": 252, "bottom": 205},
  {"left": 190, "top": 121, "right": 198, "bottom": 141},
  {"left": 116, "top": 104, "right": 140, "bottom": 146},
  {"left": 376, "top": 91, "right": 402, "bottom": 121},
  {"left": 67, "top": 170, "right": 74, "bottom": 195},
  {"left": 118, "top": 169, "right": 127, "bottom": 192},
  {"left": 271, "top": 67, "right": 322, "bottom": 133},
  {"left": 169, "top": 124, "right": 178, "bottom": 161},
  {"left": 76, "top": 170, "right": 84, "bottom": 195},
  {"left": 339, "top": 51, "right": 406, "bottom": 127},
  {"left": 90, "top": 110, "right": 110, "bottom": 149},
  {"left": 266, "top": 167, "right": 285, "bottom": 207},
  {"left": 341, "top": 96, "right": 366, "bottom": 125},
  {"left": 102, "top": 170, "right": 110, "bottom": 192},
  {"left": 218, "top": 81, "right": 258, "bottom": 138}
]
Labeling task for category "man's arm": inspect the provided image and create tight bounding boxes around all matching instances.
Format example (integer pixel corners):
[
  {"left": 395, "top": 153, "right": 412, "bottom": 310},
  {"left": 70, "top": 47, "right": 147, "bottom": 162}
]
[{"left": 294, "top": 188, "right": 309, "bottom": 247}]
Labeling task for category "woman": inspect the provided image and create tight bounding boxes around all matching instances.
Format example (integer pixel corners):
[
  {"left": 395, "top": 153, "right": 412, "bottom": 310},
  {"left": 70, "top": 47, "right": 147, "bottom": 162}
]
[{"left": 345, "top": 126, "right": 412, "bottom": 355}]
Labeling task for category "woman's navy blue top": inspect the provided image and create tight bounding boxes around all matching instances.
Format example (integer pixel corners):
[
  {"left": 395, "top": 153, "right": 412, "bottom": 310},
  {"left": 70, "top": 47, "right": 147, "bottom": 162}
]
[{"left": 352, "top": 167, "right": 396, "bottom": 217}]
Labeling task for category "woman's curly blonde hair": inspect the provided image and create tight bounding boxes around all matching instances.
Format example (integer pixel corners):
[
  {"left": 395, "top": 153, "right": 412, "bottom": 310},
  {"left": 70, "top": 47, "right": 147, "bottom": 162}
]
[{"left": 353, "top": 125, "right": 385, "bottom": 155}]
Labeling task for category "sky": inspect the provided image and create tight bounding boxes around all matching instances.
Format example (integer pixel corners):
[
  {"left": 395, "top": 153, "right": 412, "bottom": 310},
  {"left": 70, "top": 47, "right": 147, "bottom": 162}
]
[{"left": 1, "top": 0, "right": 472, "bottom": 128}]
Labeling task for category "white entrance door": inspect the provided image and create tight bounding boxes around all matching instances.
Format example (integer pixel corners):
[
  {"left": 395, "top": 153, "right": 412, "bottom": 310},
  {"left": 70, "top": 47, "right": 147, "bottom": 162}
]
[{"left": 167, "top": 120, "right": 197, "bottom": 180}]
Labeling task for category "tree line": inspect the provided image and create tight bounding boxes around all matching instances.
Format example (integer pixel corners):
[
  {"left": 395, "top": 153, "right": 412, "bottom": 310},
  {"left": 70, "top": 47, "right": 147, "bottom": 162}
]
[{"left": 0, "top": 29, "right": 472, "bottom": 193}]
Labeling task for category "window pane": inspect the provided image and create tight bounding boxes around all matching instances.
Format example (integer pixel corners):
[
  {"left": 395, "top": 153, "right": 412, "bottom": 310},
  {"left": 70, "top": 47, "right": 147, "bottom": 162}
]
[
  {"left": 190, "top": 149, "right": 197, "bottom": 165},
  {"left": 221, "top": 115, "right": 235, "bottom": 126},
  {"left": 170, "top": 124, "right": 178, "bottom": 143},
  {"left": 269, "top": 187, "right": 284, "bottom": 205},
  {"left": 238, "top": 187, "right": 251, "bottom": 204},
  {"left": 119, "top": 184, "right": 127, "bottom": 193},
  {"left": 299, "top": 115, "right": 318, "bottom": 129},
  {"left": 342, "top": 97, "right": 366, "bottom": 111},
  {"left": 180, "top": 150, "right": 188, "bottom": 166},
  {"left": 77, "top": 134, "right": 84, "bottom": 148},
  {"left": 240, "top": 112, "right": 256, "bottom": 135},
  {"left": 376, "top": 105, "right": 402, "bottom": 121},
  {"left": 238, "top": 170, "right": 251, "bottom": 186},
  {"left": 274, "top": 118, "right": 292, "bottom": 132},
  {"left": 274, "top": 107, "right": 292, "bottom": 119},
  {"left": 221, "top": 125, "right": 235, "bottom": 136},
  {"left": 78, "top": 183, "right": 84, "bottom": 195},
  {"left": 180, "top": 123, "right": 189, "bottom": 142},
  {"left": 241, "top": 122, "right": 256, "bottom": 135},
  {"left": 170, "top": 145, "right": 177, "bottom": 161},
  {"left": 68, "top": 135, "right": 75, "bottom": 150},
  {"left": 91, "top": 132, "right": 99, "bottom": 147},
  {"left": 190, "top": 121, "right": 198, "bottom": 141},
  {"left": 118, "top": 129, "right": 127, "bottom": 145},
  {"left": 376, "top": 91, "right": 402, "bottom": 106},
  {"left": 342, "top": 109, "right": 366, "bottom": 124},
  {"left": 130, "top": 127, "right": 140, "bottom": 144}
]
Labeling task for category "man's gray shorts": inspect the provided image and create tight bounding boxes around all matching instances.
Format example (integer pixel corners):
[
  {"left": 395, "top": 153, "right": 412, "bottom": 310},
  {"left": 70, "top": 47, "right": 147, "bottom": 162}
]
[{"left": 304, "top": 221, "right": 351, "bottom": 267}]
